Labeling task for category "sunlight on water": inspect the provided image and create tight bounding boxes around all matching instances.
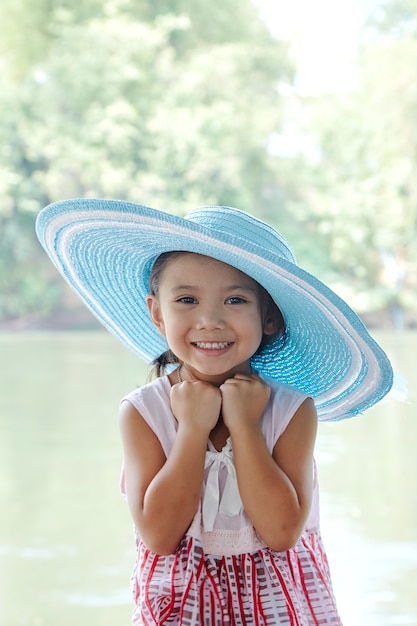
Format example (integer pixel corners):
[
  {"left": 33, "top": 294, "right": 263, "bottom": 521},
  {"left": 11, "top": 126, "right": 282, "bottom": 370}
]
[{"left": 0, "top": 331, "right": 416, "bottom": 625}]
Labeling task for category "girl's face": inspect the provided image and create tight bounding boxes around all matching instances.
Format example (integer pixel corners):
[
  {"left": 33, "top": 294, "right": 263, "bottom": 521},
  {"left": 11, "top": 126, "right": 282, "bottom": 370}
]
[{"left": 147, "top": 253, "right": 276, "bottom": 384}]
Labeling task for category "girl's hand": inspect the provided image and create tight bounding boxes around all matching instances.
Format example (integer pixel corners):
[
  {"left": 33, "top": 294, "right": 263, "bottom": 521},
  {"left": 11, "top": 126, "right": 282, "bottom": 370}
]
[
  {"left": 220, "top": 374, "right": 271, "bottom": 432},
  {"left": 170, "top": 380, "right": 222, "bottom": 434}
]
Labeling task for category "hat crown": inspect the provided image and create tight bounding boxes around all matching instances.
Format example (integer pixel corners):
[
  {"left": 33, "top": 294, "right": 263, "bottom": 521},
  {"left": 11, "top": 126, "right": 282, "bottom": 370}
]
[{"left": 186, "top": 206, "right": 297, "bottom": 265}]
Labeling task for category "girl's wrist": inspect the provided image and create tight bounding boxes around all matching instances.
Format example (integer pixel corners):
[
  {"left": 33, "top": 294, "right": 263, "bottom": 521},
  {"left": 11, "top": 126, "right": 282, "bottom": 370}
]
[
  {"left": 227, "top": 420, "right": 262, "bottom": 439},
  {"left": 176, "top": 420, "right": 212, "bottom": 441}
]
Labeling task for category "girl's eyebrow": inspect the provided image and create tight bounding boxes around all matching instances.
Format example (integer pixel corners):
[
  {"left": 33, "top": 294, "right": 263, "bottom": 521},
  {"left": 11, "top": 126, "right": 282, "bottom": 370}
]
[
  {"left": 225, "top": 284, "right": 257, "bottom": 293},
  {"left": 169, "top": 284, "right": 257, "bottom": 293},
  {"left": 169, "top": 284, "right": 198, "bottom": 292}
]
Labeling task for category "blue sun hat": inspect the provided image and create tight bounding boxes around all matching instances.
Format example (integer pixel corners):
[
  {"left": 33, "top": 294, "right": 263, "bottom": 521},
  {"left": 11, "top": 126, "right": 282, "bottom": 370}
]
[{"left": 36, "top": 198, "right": 395, "bottom": 421}]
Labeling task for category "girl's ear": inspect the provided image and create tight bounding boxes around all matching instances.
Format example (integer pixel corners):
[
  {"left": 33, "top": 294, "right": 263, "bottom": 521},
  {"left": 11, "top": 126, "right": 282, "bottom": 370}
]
[
  {"left": 263, "top": 315, "right": 278, "bottom": 336},
  {"left": 146, "top": 295, "right": 166, "bottom": 335}
]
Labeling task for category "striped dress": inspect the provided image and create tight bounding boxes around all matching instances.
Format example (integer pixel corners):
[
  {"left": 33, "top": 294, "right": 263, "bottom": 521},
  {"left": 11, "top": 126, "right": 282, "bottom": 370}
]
[{"left": 121, "top": 376, "right": 342, "bottom": 625}]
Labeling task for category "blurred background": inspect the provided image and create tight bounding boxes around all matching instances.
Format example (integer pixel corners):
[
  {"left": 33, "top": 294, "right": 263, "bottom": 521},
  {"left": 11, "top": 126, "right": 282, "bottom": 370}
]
[{"left": 0, "top": 0, "right": 416, "bottom": 624}]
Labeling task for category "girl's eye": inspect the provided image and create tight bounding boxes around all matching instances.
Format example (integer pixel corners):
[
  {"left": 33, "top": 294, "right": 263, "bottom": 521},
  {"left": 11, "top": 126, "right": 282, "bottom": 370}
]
[
  {"left": 177, "top": 296, "right": 197, "bottom": 304},
  {"left": 226, "top": 296, "right": 247, "bottom": 304}
]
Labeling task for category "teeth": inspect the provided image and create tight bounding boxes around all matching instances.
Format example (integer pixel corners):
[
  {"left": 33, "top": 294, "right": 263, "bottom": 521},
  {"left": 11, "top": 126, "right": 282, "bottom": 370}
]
[{"left": 194, "top": 341, "right": 231, "bottom": 349}]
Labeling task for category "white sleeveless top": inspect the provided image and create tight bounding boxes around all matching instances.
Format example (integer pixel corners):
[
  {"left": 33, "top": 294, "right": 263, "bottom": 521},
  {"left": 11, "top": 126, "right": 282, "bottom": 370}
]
[{"left": 121, "top": 375, "right": 320, "bottom": 557}]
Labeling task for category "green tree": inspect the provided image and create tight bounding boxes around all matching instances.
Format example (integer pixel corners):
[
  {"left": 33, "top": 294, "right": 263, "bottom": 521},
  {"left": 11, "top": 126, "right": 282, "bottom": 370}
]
[
  {"left": 365, "top": 0, "right": 417, "bottom": 37},
  {"left": 296, "top": 13, "right": 417, "bottom": 316},
  {"left": 0, "top": 1, "right": 295, "bottom": 323}
]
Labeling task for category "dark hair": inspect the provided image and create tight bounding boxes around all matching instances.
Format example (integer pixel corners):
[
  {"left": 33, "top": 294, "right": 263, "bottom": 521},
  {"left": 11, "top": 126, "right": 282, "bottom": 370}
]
[
  {"left": 148, "top": 251, "right": 286, "bottom": 378},
  {"left": 148, "top": 252, "right": 186, "bottom": 377},
  {"left": 256, "top": 287, "right": 286, "bottom": 352}
]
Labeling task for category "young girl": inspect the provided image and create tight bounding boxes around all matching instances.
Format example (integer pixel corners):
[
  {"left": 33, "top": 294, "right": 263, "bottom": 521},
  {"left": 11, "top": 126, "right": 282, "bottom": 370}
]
[{"left": 36, "top": 200, "right": 394, "bottom": 625}]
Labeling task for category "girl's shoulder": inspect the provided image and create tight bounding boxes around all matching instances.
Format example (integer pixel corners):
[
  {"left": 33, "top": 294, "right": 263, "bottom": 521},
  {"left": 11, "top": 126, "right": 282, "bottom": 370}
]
[
  {"left": 123, "top": 374, "right": 171, "bottom": 406},
  {"left": 265, "top": 378, "right": 310, "bottom": 405},
  {"left": 121, "top": 375, "right": 172, "bottom": 429},
  {"left": 121, "top": 376, "right": 177, "bottom": 455},
  {"left": 261, "top": 378, "right": 312, "bottom": 445}
]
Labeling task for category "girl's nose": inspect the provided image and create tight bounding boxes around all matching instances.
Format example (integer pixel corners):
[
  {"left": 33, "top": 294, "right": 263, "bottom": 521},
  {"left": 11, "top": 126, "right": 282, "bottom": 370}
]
[{"left": 195, "top": 305, "right": 225, "bottom": 330}]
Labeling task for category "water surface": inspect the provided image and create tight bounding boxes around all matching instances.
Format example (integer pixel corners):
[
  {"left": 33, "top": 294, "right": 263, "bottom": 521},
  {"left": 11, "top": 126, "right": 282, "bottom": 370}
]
[{"left": 0, "top": 331, "right": 416, "bottom": 625}]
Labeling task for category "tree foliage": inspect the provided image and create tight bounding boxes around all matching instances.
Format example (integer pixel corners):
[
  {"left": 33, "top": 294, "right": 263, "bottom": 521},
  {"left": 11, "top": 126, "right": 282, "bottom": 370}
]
[
  {"left": 293, "top": 4, "right": 417, "bottom": 315},
  {"left": 365, "top": 0, "right": 417, "bottom": 37},
  {"left": 0, "top": 0, "right": 294, "bottom": 321},
  {"left": 1, "top": 0, "right": 416, "bottom": 324}
]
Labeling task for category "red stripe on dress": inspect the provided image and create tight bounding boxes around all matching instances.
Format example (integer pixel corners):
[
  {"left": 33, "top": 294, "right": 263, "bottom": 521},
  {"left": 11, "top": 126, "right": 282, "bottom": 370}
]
[
  {"left": 205, "top": 559, "right": 226, "bottom": 621},
  {"left": 268, "top": 555, "right": 300, "bottom": 626},
  {"left": 141, "top": 549, "right": 160, "bottom": 624},
  {"left": 200, "top": 568, "right": 215, "bottom": 623},
  {"left": 144, "top": 550, "right": 159, "bottom": 620},
  {"left": 300, "top": 534, "right": 342, "bottom": 624},
  {"left": 159, "top": 550, "right": 179, "bottom": 622},
  {"left": 232, "top": 554, "right": 247, "bottom": 625},
  {"left": 246, "top": 553, "right": 262, "bottom": 626},
  {"left": 301, "top": 535, "right": 334, "bottom": 599},
  {"left": 292, "top": 549, "right": 319, "bottom": 626},
  {"left": 225, "top": 557, "right": 237, "bottom": 626},
  {"left": 180, "top": 552, "right": 205, "bottom": 623}
]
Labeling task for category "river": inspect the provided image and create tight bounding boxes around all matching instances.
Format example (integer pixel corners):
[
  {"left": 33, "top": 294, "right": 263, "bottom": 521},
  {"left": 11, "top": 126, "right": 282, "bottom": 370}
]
[{"left": 0, "top": 331, "right": 416, "bottom": 625}]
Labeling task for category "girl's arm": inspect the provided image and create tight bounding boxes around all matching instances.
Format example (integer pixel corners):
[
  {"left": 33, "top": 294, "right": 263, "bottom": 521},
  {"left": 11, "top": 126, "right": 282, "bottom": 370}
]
[
  {"left": 119, "top": 380, "right": 221, "bottom": 555},
  {"left": 221, "top": 375, "right": 317, "bottom": 552}
]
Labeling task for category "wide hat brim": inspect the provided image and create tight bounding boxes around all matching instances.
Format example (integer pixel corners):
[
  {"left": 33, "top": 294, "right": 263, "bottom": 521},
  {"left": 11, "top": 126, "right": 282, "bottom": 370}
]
[{"left": 36, "top": 198, "right": 393, "bottom": 421}]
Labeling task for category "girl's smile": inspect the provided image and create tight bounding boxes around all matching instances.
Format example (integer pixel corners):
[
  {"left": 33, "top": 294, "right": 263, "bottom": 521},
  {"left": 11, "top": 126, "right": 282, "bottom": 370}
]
[
  {"left": 147, "top": 253, "right": 276, "bottom": 383},
  {"left": 192, "top": 341, "right": 233, "bottom": 354}
]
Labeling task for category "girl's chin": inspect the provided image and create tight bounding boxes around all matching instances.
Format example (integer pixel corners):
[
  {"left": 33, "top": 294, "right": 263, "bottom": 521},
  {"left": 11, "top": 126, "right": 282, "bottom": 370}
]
[{"left": 186, "top": 363, "right": 252, "bottom": 382}]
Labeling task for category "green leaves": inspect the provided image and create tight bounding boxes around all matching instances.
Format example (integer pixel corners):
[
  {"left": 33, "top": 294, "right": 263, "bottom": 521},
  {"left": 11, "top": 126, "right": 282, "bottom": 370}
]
[
  {"left": 2, "top": 0, "right": 416, "bottom": 324},
  {"left": 0, "top": 1, "right": 294, "bottom": 322},
  {"left": 296, "top": 23, "right": 417, "bottom": 313}
]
